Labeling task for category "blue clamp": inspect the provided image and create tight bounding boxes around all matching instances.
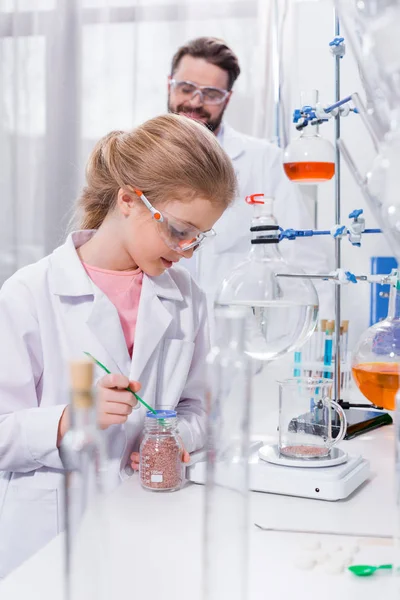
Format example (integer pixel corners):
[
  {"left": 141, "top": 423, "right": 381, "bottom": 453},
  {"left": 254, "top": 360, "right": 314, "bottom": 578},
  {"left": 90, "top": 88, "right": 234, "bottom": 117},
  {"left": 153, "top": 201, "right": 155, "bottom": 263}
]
[
  {"left": 280, "top": 229, "right": 315, "bottom": 240},
  {"left": 329, "top": 36, "right": 345, "bottom": 47},
  {"left": 333, "top": 225, "right": 346, "bottom": 238},
  {"left": 280, "top": 228, "right": 297, "bottom": 241},
  {"left": 345, "top": 271, "right": 357, "bottom": 284},
  {"left": 293, "top": 109, "right": 302, "bottom": 123},
  {"left": 329, "top": 36, "right": 346, "bottom": 58},
  {"left": 349, "top": 209, "right": 363, "bottom": 219},
  {"left": 303, "top": 106, "right": 316, "bottom": 120}
]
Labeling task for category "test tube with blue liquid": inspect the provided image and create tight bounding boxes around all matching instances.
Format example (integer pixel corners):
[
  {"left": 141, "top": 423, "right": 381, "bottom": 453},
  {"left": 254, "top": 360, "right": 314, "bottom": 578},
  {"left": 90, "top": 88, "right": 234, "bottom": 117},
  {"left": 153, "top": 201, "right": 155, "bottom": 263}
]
[{"left": 323, "top": 321, "right": 334, "bottom": 379}]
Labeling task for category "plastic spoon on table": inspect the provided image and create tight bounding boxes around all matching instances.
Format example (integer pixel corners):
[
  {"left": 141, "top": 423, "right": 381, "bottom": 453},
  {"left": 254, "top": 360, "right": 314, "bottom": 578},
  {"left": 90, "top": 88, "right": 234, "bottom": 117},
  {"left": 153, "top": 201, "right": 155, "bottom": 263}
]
[{"left": 348, "top": 564, "right": 393, "bottom": 577}]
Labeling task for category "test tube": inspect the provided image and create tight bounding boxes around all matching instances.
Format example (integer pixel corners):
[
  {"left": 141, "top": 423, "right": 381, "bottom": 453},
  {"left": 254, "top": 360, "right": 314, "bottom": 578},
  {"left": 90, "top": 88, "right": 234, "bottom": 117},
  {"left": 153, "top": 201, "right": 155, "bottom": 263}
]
[
  {"left": 323, "top": 321, "right": 334, "bottom": 379},
  {"left": 342, "top": 320, "right": 350, "bottom": 391},
  {"left": 342, "top": 320, "right": 349, "bottom": 357},
  {"left": 294, "top": 351, "right": 302, "bottom": 377},
  {"left": 318, "top": 320, "right": 328, "bottom": 376}
]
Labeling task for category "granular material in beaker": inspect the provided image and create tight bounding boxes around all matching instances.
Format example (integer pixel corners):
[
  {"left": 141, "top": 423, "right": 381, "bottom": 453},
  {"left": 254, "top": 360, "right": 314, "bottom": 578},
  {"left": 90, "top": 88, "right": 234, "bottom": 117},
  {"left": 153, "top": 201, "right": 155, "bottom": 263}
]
[
  {"left": 140, "top": 436, "right": 182, "bottom": 490},
  {"left": 281, "top": 445, "right": 328, "bottom": 459}
]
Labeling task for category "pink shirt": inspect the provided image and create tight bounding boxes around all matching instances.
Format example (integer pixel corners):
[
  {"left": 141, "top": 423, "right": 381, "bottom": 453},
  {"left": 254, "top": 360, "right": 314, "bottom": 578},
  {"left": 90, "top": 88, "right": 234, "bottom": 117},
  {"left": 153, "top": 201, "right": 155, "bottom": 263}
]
[{"left": 83, "top": 263, "right": 143, "bottom": 357}]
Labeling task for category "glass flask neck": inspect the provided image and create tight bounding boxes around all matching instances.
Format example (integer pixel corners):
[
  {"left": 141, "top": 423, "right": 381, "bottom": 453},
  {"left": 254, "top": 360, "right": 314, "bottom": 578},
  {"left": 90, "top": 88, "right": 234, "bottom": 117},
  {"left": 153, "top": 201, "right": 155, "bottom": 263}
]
[
  {"left": 249, "top": 196, "right": 282, "bottom": 258},
  {"left": 300, "top": 89, "right": 320, "bottom": 137},
  {"left": 144, "top": 417, "right": 177, "bottom": 434},
  {"left": 387, "top": 277, "right": 400, "bottom": 320},
  {"left": 214, "top": 308, "right": 246, "bottom": 353},
  {"left": 69, "top": 390, "right": 96, "bottom": 431},
  {"left": 300, "top": 125, "right": 319, "bottom": 138},
  {"left": 250, "top": 240, "right": 282, "bottom": 260}
]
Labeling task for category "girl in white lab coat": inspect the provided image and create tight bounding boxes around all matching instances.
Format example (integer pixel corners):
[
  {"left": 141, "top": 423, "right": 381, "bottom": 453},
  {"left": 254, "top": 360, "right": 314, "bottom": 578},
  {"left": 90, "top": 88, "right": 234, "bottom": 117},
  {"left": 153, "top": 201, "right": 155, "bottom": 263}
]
[{"left": 0, "top": 114, "right": 236, "bottom": 578}]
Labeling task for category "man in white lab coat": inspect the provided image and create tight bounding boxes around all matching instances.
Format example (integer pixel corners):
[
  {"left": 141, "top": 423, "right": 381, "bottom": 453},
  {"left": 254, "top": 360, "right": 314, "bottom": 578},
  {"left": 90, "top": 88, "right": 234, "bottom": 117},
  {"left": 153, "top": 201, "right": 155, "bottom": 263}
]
[{"left": 167, "top": 37, "right": 333, "bottom": 315}]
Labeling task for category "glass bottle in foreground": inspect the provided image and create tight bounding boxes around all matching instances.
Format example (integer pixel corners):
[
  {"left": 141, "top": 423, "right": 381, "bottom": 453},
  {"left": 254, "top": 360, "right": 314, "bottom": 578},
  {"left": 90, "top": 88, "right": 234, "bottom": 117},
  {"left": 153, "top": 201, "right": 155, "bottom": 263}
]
[
  {"left": 203, "top": 306, "right": 251, "bottom": 600},
  {"left": 60, "top": 359, "right": 108, "bottom": 600}
]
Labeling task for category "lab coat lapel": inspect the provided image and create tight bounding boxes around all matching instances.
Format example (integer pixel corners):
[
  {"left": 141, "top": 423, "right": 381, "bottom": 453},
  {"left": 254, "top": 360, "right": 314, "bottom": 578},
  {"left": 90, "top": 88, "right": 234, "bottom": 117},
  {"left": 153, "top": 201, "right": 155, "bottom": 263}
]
[
  {"left": 49, "top": 231, "right": 131, "bottom": 376},
  {"left": 130, "top": 273, "right": 179, "bottom": 382},
  {"left": 86, "top": 292, "right": 131, "bottom": 376}
]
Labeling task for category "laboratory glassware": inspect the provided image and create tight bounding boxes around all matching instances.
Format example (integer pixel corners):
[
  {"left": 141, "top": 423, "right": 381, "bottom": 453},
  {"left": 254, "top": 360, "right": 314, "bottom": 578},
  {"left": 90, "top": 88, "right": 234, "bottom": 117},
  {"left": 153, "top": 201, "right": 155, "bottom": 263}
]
[
  {"left": 203, "top": 305, "right": 251, "bottom": 600},
  {"left": 335, "top": 0, "right": 400, "bottom": 130},
  {"left": 294, "top": 319, "right": 352, "bottom": 394},
  {"left": 367, "top": 121, "right": 400, "bottom": 261},
  {"left": 283, "top": 91, "right": 335, "bottom": 184},
  {"left": 215, "top": 195, "right": 318, "bottom": 362},
  {"left": 60, "top": 359, "right": 108, "bottom": 600},
  {"left": 335, "top": 1, "right": 400, "bottom": 261},
  {"left": 352, "top": 271, "right": 400, "bottom": 410},
  {"left": 278, "top": 377, "right": 347, "bottom": 459},
  {"left": 139, "top": 410, "right": 184, "bottom": 492}
]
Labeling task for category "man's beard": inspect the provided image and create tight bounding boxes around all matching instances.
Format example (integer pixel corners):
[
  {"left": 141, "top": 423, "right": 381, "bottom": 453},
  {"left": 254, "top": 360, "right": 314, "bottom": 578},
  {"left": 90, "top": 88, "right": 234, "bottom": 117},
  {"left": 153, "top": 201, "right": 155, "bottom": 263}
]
[{"left": 167, "top": 98, "right": 225, "bottom": 133}]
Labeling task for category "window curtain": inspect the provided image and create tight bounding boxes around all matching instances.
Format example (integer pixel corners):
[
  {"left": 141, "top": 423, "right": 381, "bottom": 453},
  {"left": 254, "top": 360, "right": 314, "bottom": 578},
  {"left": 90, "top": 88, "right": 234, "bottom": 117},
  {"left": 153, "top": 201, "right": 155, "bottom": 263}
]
[{"left": 0, "top": 0, "right": 291, "bottom": 282}]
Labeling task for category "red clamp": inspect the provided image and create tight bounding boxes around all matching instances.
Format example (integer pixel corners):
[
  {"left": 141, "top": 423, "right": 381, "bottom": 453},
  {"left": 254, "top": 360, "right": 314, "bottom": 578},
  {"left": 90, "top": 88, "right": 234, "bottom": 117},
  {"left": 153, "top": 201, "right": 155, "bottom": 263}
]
[{"left": 245, "top": 193, "right": 264, "bottom": 205}]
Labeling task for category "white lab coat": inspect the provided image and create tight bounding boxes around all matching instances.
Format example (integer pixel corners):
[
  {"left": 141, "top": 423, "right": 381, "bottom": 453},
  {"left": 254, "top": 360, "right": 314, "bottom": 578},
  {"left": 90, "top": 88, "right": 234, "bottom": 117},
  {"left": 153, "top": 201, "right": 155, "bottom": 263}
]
[
  {"left": 185, "top": 122, "right": 334, "bottom": 316},
  {"left": 0, "top": 230, "right": 208, "bottom": 579}
]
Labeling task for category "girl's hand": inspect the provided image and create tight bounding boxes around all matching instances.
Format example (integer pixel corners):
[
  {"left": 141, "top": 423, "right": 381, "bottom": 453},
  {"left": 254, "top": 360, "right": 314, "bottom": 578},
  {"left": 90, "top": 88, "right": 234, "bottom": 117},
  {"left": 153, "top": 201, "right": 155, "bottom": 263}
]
[
  {"left": 130, "top": 448, "right": 190, "bottom": 471},
  {"left": 97, "top": 374, "right": 141, "bottom": 430}
]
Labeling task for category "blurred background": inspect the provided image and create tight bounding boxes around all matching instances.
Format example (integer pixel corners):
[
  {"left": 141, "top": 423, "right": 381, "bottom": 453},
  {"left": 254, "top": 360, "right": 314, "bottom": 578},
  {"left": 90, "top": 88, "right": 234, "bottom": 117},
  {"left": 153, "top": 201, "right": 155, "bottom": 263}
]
[{"left": 0, "top": 0, "right": 394, "bottom": 352}]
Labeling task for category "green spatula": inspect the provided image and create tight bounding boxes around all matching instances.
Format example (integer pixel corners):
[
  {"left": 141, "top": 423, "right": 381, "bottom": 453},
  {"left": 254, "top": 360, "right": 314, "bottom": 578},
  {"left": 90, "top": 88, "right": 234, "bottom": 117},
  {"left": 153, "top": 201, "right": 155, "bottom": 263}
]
[{"left": 83, "top": 351, "right": 157, "bottom": 415}]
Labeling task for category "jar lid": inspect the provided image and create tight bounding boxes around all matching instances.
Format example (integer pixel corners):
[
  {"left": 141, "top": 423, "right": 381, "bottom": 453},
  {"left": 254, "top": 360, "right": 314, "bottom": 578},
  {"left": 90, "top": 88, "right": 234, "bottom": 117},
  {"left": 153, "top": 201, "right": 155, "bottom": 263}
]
[{"left": 146, "top": 409, "right": 177, "bottom": 419}]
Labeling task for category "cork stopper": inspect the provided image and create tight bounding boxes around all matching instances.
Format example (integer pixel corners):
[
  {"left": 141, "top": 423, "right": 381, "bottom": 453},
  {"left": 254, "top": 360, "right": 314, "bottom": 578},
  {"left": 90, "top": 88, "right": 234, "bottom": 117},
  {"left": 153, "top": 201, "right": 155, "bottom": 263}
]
[
  {"left": 326, "top": 320, "right": 335, "bottom": 334},
  {"left": 342, "top": 320, "right": 349, "bottom": 333},
  {"left": 320, "top": 319, "right": 328, "bottom": 332},
  {"left": 70, "top": 359, "right": 94, "bottom": 408}
]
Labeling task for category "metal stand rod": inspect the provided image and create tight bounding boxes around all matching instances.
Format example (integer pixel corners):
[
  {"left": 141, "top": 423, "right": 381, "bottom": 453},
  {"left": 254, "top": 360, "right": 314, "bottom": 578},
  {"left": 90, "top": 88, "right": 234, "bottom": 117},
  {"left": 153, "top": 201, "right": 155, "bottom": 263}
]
[
  {"left": 276, "top": 273, "right": 369, "bottom": 282},
  {"left": 334, "top": 11, "right": 342, "bottom": 403}
]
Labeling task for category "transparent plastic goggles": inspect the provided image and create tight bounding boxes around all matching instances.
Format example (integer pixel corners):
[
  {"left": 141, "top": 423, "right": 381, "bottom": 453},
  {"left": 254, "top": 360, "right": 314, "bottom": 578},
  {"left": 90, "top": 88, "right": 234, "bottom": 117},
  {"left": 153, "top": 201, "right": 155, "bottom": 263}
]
[
  {"left": 170, "top": 79, "right": 230, "bottom": 105},
  {"left": 133, "top": 189, "right": 216, "bottom": 252}
]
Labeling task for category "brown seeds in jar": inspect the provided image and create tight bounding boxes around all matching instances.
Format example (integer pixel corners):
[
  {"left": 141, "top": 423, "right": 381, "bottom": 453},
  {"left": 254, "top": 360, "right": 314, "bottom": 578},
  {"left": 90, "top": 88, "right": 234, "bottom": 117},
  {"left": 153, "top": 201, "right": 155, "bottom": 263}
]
[{"left": 140, "top": 436, "right": 183, "bottom": 491}]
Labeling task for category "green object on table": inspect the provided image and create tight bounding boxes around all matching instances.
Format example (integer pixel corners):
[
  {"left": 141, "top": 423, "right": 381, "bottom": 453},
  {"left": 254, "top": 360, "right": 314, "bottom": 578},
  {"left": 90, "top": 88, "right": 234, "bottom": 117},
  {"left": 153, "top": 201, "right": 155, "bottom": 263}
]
[
  {"left": 83, "top": 351, "right": 157, "bottom": 415},
  {"left": 348, "top": 564, "right": 393, "bottom": 577}
]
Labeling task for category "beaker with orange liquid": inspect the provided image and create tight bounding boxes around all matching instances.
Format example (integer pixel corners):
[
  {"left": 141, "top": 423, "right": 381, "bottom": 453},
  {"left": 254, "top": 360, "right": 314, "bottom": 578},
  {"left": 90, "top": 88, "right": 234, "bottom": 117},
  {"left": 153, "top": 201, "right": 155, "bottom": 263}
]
[
  {"left": 352, "top": 271, "right": 400, "bottom": 410},
  {"left": 283, "top": 90, "right": 335, "bottom": 184}
]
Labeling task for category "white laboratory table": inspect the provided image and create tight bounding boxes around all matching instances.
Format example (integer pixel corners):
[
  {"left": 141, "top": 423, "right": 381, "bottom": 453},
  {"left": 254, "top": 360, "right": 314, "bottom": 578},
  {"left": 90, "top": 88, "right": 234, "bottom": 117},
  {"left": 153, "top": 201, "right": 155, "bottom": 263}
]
[{"left": 0, "top": 424, "right": 397, "bottom": 600}]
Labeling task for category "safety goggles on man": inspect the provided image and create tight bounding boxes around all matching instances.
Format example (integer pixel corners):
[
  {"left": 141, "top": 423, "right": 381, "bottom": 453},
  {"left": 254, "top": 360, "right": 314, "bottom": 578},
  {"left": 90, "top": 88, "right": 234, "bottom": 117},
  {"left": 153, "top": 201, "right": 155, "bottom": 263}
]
[
  {"left": 170, "top": 79, "right": 230, "bottom": 105},
  {"left": 133, "top": 189, "right": 216, "bottom": 252}
]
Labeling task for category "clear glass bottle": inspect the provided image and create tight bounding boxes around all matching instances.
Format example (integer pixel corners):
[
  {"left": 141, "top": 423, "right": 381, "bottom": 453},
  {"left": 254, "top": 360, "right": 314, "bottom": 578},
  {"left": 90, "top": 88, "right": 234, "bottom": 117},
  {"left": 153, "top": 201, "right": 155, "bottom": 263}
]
[
  {"left": 367, "top": 116, "right": 400, "bottom": 261},
  {"left": 215, "top": 194, "right": 318, "bottom": 362},
  {"left": 283, "top": 91, "right": 335, "bottom": 184},
  {"left": 60, "top": 359, "right": 108, "bottom": 600},
  {"left": 203, "top": 306, "right": 251, "bottom": 600},
  {"left": 352, "top": 270, "right": 400, "bottom": 410},
  {"left": 140, "top": 410, "right": 184, "bottom": 492}
]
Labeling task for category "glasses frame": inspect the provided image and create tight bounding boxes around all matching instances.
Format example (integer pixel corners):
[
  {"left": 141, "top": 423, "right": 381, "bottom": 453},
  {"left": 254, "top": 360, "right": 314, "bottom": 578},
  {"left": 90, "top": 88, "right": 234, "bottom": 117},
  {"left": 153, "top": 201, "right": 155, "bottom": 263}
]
[
  {"left": 169, "top": 78, "right": 230, "bottom": 106},
  {"left": 132, "top": 188, "right": 216, "bottom": 252}
]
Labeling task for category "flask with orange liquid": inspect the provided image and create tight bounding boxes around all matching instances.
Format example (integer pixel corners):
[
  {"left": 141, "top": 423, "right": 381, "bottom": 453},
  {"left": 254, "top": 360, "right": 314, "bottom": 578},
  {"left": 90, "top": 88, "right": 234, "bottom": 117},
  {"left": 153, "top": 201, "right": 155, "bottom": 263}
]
[
  {"left": 283, "top": 90, "right": 336, "bottom": 184},
  {"left": 352, "top": 270, "right": 400, "bottom": 410}
]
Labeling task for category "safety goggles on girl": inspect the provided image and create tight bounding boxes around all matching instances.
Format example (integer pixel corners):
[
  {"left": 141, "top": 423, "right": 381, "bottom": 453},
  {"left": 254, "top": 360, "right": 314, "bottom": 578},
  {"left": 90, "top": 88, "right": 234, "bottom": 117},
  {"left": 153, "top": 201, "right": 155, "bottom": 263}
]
[{"left": 133, "top": 189, "right": 216, "bottom": 252}]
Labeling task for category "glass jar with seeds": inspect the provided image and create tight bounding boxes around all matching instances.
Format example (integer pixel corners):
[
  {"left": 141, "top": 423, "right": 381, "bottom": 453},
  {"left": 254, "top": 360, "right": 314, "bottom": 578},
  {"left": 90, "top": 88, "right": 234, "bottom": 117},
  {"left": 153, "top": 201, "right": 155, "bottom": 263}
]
[{"left": 139, "top": 410, "right": 184, "bottom": 492}]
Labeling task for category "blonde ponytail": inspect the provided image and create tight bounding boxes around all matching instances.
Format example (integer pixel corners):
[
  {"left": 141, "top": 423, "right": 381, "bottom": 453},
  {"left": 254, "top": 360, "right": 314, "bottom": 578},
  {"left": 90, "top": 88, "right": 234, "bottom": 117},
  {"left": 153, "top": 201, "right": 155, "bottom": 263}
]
[{"left": 75, "top": 115, "right": 236, "bottom": 229}]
